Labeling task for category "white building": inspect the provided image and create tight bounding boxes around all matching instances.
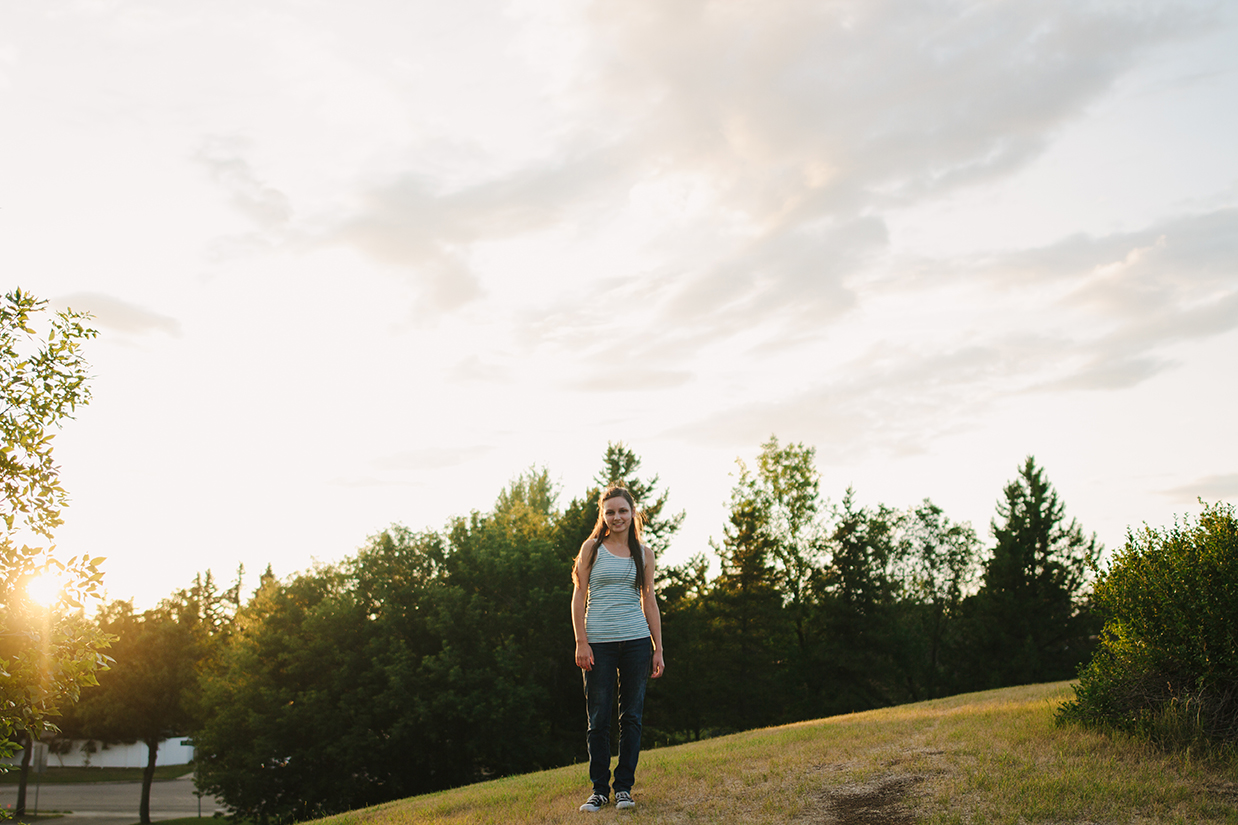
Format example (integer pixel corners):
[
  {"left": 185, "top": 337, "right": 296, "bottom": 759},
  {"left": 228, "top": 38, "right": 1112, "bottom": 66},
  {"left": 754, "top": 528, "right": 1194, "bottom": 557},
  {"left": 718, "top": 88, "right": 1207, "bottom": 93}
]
[{"left": 2, "top": 738, "right": 195, "bottom": 770}]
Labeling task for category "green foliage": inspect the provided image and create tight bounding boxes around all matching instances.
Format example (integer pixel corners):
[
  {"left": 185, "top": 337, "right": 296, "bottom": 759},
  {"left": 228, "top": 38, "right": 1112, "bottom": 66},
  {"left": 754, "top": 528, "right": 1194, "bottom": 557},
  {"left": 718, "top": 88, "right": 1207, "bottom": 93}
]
[
  {"left": 645, "top": 552, "right": 710, "bottom": 744},
  {"left": 1059, "top": 502, "right": 1238, "bottom": 752},
  {"left": 194, "top": 565, "right": 381, "bottom": 825},
  {"left": 0, "top": 288, "right": 109, "bottom": 782},
  {"left": 748, "top": 437, "right": 826, "bottom": 618},
  {"left": 493, "top": 466, "right": 557, "bottom": 517},
  {"left": 659, "top": 436, "right": 990, "bottom": 738}
]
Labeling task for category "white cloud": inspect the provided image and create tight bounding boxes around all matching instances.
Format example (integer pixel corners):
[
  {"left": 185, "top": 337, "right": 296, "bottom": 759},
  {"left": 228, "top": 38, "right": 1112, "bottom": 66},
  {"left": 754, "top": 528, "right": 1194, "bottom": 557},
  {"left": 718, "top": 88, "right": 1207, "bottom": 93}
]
[
  {"left": 669, "top": 198, "right": 1237, "bottom": 451},
  {"left": 372, "top": 445, "right": 495, "bottom": 472},
  {"left": 196, "top": 137, "right": 293, "bottom": 231},
  {"left": 54, "top": 293, "right": 181, "bottom": 337},
  {"left": 1162, "top": 474, "right": 1238, "bottom": 504},
  {"left": 568, "top": 367, "right": 694, "bottom": 393},
  {"left": 180, "top": 0, "right": 1212, "bottom": 354}
]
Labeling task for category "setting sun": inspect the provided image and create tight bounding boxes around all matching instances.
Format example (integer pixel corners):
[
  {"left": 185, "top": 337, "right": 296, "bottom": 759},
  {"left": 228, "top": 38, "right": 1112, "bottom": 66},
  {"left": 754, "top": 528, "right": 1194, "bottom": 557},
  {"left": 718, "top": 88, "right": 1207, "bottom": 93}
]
[{"left": 26, "top": 572, "right": 64, "bottom": 608}]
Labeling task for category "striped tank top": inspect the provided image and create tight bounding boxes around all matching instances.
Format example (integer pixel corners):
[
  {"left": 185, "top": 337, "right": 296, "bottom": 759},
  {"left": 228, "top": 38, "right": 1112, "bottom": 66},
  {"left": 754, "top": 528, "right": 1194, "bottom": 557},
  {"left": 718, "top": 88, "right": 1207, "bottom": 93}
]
[{"left": 584, "top": 544, "right": 651, "bottom": 644}]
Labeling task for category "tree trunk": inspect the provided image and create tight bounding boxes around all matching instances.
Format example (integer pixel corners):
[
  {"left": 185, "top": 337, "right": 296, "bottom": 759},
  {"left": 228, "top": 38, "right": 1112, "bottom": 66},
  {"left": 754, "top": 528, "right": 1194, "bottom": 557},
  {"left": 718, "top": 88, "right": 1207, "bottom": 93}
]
[
  {"left": 14, "top": 730, "right": 32, "bottom": 816},
  {"left": 139, "top": 737, "right": 160, "bottom": 825},
  {"left": 13, "top": 728, "right": 36, "bottom": 812}
]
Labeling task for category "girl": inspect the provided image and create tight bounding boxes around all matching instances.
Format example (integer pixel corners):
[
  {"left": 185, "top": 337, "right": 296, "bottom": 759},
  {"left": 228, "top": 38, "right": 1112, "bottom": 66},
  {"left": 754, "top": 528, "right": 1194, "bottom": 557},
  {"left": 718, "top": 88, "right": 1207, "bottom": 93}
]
[{"left": 571, "top": 486, "right": 665, "bottom": 812}]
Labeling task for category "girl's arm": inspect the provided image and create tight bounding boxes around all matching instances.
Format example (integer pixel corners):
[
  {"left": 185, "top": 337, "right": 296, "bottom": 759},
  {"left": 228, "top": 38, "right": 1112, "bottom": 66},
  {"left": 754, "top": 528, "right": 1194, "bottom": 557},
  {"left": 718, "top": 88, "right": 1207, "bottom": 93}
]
[
  {"left": 572, "top": 543, "right": 594, "bottom": 671},
  {"left": 642, "top": 546, "right": 665, "bottom": 678}
]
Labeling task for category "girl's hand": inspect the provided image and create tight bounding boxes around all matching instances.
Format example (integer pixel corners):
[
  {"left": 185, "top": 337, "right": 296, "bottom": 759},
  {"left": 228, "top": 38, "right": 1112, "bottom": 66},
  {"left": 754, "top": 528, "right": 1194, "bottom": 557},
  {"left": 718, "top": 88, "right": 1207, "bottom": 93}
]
[
  {"left": 576, "top": 642, "right": 594, "bottom": 671},
  {"left": 651, "top": 649, "right": 665, "bottom": 678}
]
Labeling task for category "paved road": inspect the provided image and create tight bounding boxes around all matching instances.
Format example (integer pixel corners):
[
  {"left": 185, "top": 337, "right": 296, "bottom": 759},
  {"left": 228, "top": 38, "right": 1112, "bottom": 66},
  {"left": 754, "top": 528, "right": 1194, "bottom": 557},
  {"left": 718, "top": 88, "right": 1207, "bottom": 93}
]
[{"left": 0, "top": 775, "right": 226, "bottom": 825}]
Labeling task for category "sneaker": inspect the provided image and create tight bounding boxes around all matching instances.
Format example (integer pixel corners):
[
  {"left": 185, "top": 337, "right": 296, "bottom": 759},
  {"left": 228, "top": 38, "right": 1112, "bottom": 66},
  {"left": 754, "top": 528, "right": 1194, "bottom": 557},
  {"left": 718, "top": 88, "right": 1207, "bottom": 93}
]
[
  {"left": 615, "top": 791, "right": 635, "bottom": 810},
  {"left": 580, "top": 793, "right": 609, "bottom": 812}
]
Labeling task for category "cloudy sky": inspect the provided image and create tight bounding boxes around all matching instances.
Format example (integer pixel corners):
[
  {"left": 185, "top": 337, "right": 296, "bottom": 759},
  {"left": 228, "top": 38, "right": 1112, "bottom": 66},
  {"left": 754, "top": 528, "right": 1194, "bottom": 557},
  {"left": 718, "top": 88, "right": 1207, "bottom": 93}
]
[{"left": 3, "top": 0, "right": 1236, "bottom": 607}]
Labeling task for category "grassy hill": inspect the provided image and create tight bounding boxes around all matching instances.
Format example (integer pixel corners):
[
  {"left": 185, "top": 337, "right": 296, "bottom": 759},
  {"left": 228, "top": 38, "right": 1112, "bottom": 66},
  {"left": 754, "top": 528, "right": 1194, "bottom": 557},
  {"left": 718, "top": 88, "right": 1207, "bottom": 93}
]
[{"left": 317, "top": 682, "right": 1237, "bottom": 825}]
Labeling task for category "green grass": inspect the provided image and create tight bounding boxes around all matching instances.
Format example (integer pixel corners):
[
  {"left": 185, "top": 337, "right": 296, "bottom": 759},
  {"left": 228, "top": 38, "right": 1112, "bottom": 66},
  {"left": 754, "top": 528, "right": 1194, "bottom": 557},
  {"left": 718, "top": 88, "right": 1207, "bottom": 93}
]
[
  {"left": 0, "top": 765, "right": 194, "bottom": 785},
  {"left": 313, "top": 682, "right": 1238, "bottom": 825}
]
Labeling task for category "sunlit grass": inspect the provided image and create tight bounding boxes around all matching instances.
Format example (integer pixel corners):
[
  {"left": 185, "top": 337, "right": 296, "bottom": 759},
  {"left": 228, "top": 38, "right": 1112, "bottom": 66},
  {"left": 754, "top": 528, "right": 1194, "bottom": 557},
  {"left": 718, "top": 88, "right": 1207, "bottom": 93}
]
[{"left": 314, "top": 682, "right": 1238, "bottom": 825}]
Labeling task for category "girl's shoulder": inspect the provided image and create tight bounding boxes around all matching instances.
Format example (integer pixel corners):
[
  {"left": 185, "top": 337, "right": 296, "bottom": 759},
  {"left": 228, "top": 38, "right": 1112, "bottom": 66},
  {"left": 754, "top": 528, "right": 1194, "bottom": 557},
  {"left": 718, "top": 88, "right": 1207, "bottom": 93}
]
[{"left": 576, "top": 537, "right": 602, "bottom": 570}]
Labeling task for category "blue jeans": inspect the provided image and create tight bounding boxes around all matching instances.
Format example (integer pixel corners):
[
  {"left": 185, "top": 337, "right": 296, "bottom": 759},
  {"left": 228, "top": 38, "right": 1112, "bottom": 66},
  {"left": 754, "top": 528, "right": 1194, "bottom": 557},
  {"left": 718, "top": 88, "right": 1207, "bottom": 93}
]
[{"left": 583, "top": 638, "right": 652, "bottom": 796}]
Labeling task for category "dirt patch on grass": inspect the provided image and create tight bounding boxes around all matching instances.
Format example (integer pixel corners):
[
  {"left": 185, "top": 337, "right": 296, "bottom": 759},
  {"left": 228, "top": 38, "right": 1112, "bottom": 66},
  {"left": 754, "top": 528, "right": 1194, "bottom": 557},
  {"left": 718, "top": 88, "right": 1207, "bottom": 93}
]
[
  {"left": 801, "top": 747, "right": 949, "bottom": 824},
  {"left": 800, "top": 773, "right": 923, "bottom": 825}
]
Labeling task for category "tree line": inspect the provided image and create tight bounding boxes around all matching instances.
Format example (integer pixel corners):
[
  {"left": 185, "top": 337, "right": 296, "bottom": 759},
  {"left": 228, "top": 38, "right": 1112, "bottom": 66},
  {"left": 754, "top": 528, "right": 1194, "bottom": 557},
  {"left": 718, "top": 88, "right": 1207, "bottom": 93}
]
[
  {"left": 38, "top": 439, "right": 1102, "bottom": 824},
  {"left": 7, "top": 288, "right": 1230, "bottom": 824}
]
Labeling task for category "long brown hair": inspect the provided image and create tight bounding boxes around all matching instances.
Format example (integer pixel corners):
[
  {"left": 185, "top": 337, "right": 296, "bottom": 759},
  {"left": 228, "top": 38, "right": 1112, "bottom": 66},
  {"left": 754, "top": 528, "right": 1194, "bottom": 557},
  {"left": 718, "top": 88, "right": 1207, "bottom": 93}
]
[{"left": 573, "top": 485, "right": 645, "bottom": 593}]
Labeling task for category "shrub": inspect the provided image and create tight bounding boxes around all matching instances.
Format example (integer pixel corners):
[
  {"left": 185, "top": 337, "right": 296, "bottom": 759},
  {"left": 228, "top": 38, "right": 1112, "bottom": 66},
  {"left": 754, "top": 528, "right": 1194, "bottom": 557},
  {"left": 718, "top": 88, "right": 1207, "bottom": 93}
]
[{"left": 1058, "top": 502, "right": 1238, "bottom": 752}]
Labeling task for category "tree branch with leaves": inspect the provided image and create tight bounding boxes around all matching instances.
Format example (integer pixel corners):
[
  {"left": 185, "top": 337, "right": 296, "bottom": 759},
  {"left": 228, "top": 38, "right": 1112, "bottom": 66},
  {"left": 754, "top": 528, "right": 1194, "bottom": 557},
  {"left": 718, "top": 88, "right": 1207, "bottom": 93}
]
[{"left": 1, "top": 289, "right": 111, "bottom": 797}]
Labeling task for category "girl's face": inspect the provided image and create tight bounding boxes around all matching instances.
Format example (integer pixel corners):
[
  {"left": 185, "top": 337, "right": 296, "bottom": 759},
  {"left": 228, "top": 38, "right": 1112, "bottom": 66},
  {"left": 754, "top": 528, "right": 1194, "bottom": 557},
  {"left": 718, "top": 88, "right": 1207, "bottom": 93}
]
[{"left": 603, "top": 496, "right": 632, "bottom": 535}]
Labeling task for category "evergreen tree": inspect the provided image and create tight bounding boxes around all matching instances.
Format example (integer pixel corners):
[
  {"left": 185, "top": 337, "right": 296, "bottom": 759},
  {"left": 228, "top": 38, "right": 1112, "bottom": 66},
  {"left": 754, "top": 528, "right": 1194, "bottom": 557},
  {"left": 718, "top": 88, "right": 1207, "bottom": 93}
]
[
  {"left": 594, "top": 442, "right": 685, "bottom": 553},
  {"left": 966, "top": 457, "right": 1100, "bottom": 688}
]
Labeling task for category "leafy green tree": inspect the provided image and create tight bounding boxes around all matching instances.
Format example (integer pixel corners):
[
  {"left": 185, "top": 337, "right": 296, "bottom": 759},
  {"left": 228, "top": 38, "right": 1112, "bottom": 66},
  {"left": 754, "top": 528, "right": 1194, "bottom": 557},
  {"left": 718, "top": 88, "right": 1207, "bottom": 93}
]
[
  {"left": 194, "top": 559, "right": 427, "bottom": 825},
  {"left": 965, "top": 457, "right": 1100, "bottom": 688},
  {"left": 0, "top": 289, "right": 109, "bottom": 805},
  {"left": 699, "top": 440, "right": 914, "bottom": 725},
  {"left": 494, "top": 465, "right": 557, "bottom": 516},
  {"left": 889, "top": 500, "right": 981, "bottom": 700},
  {"left": 749, "top": 437, "right": 827, "bottom": 647},
  {"left": 426, "top": 469, "right": 579, "bottom": 778},
  {"left": 815, "top": 489, "right": 903, "bottom": 712},
  {"left": 1059, "top": 502, "right": 1238, "bottom": 751},
  {"left": 645, "top": 552, "right": 711, "bottom": 743},
  {"left": 70, "top": 601, "right": 199, "bottom": 824},
  {"left": 706, "top": 470, "right": 792, "bottom": 731},
  {"left": 53, "top": 573, "right": 239, "bottom": 822},
  {"left": 1, "top": 586, "right": 109, "bottom": 813},
  {"left": 195, "top": 469, "right": 587, "bottom": 823},
  {"left": 1, "top": 288, "right": 96, "bottom": 540},
  {"left": 722, "top": 437, "right": 835, "bottom": 719}
]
